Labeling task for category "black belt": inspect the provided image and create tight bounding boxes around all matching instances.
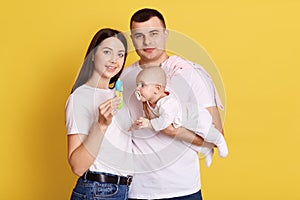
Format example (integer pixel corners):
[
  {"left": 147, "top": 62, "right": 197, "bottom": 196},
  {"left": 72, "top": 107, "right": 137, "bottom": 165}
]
[{"left": 82, "top": 171, "right": 133, "bottom": 186}]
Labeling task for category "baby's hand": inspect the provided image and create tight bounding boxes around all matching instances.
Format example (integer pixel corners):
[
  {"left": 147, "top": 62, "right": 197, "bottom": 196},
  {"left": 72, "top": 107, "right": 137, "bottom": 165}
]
[{"left": 129, "top": 117, "right": 150, "bottom": 131}]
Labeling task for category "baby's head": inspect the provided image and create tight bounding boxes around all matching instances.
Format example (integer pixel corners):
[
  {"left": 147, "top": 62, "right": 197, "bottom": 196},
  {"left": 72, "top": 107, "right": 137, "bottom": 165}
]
[
  {"left": 135, "top": 66, "right": 166, "bottom": 102},
  {"left": 136, "top": 66, "right": 166, "bottom": 86}
]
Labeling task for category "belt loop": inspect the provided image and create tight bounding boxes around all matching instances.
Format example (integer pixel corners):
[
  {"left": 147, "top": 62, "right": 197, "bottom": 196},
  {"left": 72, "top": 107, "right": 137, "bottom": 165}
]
[
  {"left": 117, "top": 176, "right": 120, "bottom": 184},
  {"left": 83, "top": 170, "right": 88, "bottom": 181},
  {"left": 127, "top": 175, "right": 132, "bottom": 186}
]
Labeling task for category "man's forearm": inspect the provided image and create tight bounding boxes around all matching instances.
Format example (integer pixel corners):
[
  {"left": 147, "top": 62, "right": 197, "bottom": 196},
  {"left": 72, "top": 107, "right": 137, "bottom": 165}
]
[{"left": 162, "top": 125, "right": 204, "bottom": 146}]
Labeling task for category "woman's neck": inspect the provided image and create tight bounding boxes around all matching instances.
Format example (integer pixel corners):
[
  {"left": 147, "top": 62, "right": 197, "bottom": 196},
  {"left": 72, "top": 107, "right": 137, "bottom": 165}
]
[{"left": 86, "top": 73, "right": 110, "bottom": 89}]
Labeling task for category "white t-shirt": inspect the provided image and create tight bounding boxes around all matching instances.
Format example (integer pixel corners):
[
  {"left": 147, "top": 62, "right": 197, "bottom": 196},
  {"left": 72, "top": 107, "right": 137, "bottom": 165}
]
[
  {"left": 147, "top": 93, "right": 182, "bottom": 131},
  {"left": 121, "top": 55, "right": 221, "bottom": 199},
  {"left": 147, "top": 92, "right": 213, "bottom": 138},
  {"left": 65, "top": 85, "right": 133, "bottom": 176}
]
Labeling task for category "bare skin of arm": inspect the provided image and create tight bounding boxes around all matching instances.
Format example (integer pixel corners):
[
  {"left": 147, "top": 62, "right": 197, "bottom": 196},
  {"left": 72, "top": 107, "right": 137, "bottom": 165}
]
[
  {"left": 161, "top": 125, "right": 204, "bottom": 146},
  {"left": 67, "top": 97, "right": 120, "bottom": 176},
  {"left": 130, "top": 118, "right": 204, "bottom": 146},
  {"left": 134, "top": 104, "right": 222, "bottom": 146},
  {"left": 206, "top": 106, "right": 224, "bottom": 135}
]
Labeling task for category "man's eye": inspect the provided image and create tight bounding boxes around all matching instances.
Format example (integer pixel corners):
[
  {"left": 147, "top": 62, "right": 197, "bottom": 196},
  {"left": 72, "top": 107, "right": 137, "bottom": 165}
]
[{"left": 135, "top": 34, "right": 143, "bottom": 39}]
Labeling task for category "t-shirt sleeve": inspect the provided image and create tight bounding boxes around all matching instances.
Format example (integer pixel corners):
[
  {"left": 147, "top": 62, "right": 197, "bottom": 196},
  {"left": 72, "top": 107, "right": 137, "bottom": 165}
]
[
  {"left": 65, "top": 95, "right": 91, "bottom": 135},
  {"left": 162, "top": 57, "right": 217, "bottom": 108},
  {"left": 183, "top": 68, "right": 216, "bottom": 108},
  {"left": 191, "top": 62, "right": 224, "bottom": 110}
]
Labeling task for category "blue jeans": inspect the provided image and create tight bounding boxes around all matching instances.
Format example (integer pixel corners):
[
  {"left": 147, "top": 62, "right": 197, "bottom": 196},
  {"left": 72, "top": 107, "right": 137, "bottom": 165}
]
[
  {"left": 129, "top": 190, "right": 202, "bottom": 200},
  {"left": 165, "top": 191, "right": 202, "bottom": 200},
  {"left": 71, "top": 172, "right": 130, "bottom": 200}
]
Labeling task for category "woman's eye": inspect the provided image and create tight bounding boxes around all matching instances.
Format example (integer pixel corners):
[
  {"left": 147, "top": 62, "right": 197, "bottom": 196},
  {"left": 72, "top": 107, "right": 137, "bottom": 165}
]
[
  {"left": 103, "top": 50, "right": 111, "bottom": 55},
  {"left": 118, "top": 53, "right": 124, "bottom": 58}
]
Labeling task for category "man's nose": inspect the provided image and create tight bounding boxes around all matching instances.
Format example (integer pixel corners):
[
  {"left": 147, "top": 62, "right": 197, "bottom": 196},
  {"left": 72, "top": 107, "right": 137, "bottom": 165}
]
[{"left": 143, "top": 35, "right": 151, "bottom": 45}]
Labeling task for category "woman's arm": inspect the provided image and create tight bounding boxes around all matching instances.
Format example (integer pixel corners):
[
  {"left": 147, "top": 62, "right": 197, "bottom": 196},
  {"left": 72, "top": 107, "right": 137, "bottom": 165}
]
[
  {"left": 67, "top": 124, "right": 106, "bottom": 176},
  {"left": 67, "top": 97, "right": 120, "bottom": 176}
]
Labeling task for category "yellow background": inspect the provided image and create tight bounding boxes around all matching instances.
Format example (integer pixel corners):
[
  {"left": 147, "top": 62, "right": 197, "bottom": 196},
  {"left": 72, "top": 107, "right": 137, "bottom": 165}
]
[{"left": 1, "top": 0, "right": 299, "bottom": 199}]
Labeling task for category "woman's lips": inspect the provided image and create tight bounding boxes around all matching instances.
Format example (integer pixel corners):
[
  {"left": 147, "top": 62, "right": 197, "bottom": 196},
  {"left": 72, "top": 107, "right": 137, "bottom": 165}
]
[{"left": 105, "top": 65, "right": 117, "bottom": 71}]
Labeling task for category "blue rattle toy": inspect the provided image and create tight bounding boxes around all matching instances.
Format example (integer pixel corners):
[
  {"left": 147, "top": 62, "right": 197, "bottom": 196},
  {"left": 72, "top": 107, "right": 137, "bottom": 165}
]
[{"left": 115, "top": 78, "right": 123, "bottom": 109}]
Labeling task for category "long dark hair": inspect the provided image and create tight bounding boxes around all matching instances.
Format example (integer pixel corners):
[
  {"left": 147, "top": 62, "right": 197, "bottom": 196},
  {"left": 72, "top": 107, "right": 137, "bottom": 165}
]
[{"left": 71, "top": 28, "right": 128, "bottom": 93}]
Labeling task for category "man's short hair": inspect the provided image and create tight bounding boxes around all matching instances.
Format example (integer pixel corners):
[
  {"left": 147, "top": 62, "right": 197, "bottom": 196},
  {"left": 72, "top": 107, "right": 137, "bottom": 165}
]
[{"left": 130, "top": 8, "right": 166, "bottom": 29}]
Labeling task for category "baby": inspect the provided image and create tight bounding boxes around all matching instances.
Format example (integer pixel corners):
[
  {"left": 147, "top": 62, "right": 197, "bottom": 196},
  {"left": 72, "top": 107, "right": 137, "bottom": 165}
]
[{"left": 131, "top": 66, "right": 228, "bottom": 167}]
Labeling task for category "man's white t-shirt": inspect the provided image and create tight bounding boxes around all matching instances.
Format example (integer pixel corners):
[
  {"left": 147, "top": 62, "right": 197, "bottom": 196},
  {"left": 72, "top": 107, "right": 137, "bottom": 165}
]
[
  {"left": 121, "top": 55, "right": 222, "bottom": 199},
  {"left": 65, "top": 85, "right": 134, "bottom": 176}
]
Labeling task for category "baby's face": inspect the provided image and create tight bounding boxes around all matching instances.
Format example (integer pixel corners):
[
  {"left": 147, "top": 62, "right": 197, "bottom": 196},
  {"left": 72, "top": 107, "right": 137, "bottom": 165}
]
[{"left": 135, "top": 81, "right": 158, "bottom": 102}]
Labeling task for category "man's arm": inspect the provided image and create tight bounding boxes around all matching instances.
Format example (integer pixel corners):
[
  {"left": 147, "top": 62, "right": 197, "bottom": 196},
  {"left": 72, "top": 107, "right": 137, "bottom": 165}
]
[
  {"left": 162, "top": 125, "right": 204, "bottom": 146},
  {"left": 206, "top": 106, "right": 224, "bottom": 135},
  {"left": 161, "top": 106, "right": 224, "bottom": 146},
  {"left": 130, "top": 117, "right": 205, "bottom": 146},
  {"left": 188, "top": 68, "right": 224, "bottom": 135}
]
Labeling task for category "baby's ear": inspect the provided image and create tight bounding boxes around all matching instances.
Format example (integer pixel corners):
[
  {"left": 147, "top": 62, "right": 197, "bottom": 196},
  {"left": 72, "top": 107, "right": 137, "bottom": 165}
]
[{"left": 155, "top": 84, "right": 162, "bottom": 91}]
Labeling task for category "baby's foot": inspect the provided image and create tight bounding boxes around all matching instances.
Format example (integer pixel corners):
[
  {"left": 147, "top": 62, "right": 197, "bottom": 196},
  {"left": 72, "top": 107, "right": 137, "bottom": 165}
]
[
  {"left": 205, "top": 148, "right": 214, "bottom": 167},
  {"left": 218, "top": 142, "right": 228, "bottom": 158}
]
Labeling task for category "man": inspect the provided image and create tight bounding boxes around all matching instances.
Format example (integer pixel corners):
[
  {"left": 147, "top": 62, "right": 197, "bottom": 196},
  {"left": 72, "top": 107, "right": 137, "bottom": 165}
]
[{"left": 121, "top": 8, "right": 225, "bottom": 199}]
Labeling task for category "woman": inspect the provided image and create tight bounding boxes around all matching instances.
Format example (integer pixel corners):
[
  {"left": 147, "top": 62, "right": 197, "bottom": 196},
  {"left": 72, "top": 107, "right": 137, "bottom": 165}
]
[{"left": 65, "top": 28, "right": 133, "bottom": 200}]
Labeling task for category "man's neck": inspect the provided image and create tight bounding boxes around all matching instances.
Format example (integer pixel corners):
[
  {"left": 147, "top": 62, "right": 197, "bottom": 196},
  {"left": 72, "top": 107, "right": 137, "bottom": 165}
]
[{"left": 138, "top": 54, "right": 169, "bottom": 69}]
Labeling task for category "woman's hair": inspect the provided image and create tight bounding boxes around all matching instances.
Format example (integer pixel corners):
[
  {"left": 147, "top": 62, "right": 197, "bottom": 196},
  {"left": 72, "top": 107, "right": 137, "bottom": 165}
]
[
  {"left": 130, "top": 8, "right": 166, "bottom": 29},
  {"left": 71, "top": 28, "right": 128, "bottom": 93}
]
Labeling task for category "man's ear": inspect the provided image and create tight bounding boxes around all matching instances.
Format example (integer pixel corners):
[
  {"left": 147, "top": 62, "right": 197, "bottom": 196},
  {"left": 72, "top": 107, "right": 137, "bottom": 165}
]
[{"left": 164, "top": 29, "right": 169, "bottom": 40}]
